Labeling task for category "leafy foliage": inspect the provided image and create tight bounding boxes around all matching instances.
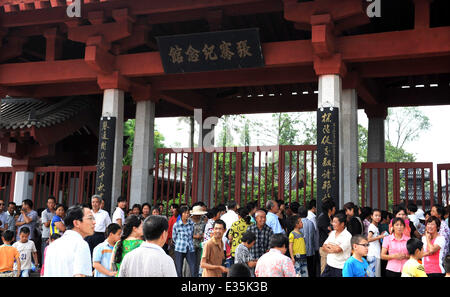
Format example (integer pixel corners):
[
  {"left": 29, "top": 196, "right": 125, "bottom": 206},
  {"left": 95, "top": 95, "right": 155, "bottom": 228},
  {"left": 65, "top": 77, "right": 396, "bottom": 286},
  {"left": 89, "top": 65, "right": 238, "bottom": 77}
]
[{"left": 123, "top": 119, "right": 166, "bottom": 166}]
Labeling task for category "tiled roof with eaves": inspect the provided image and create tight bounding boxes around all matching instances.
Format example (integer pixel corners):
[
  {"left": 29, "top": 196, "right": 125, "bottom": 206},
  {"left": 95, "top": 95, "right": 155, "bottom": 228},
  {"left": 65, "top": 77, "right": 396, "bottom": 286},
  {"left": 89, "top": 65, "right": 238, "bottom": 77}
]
[{"left": 0, "top": 96, "right": 92, "bottom": 129}]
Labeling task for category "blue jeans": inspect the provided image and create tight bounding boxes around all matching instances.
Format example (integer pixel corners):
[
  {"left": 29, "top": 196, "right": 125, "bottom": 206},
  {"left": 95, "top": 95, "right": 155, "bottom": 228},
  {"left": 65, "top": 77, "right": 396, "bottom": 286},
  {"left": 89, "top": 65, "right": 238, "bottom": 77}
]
[
  {"left": 366, "top": 256, "right": 380, "bottom": 277},
  {"left": 174, "top": 251, "right": 197, "bottom": 277},
  {"left": 294, "top": 255, "right": 308, "bottom": 277},
  {"left": 224, "top": 257, "right": 234, "bottom": 269}
]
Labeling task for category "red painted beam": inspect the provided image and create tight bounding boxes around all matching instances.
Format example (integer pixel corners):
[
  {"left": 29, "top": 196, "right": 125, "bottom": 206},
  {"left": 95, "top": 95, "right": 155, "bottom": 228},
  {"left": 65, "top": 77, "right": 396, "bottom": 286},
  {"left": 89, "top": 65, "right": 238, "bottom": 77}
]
[
  {"left": 414, "top": 0, "right": 432, "bottom": 29},
  {"left": 338, "top": 27, "right": 450, "bottom": 62},
  {"left": 150, "top": 66, "right": 316, "bottom": 90},
  {"left": 0, "top": 59, "right": 97, "bottom": 86},
  {"left": 8, "top": 82, "right": 102, "bottom": 97}
]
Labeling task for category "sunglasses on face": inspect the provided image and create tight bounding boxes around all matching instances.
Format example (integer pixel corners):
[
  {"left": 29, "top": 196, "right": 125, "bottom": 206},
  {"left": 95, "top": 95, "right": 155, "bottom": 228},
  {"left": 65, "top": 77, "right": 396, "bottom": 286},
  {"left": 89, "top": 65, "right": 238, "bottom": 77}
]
[{"left": 356, "top": 243, "right": 369, "bottom": 247}]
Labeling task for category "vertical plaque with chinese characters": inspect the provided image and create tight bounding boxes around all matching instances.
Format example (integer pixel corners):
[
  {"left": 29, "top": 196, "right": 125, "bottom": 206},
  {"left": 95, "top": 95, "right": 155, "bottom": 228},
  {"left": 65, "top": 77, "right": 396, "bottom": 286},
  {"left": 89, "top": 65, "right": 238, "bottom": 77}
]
[
  {"left": 156, "top": 28, "right": 264, "bottom": 74},
  {"left": 95, "top": 117, "right": 116, "bottom": 212},
  {"left": 317, "top": 108, "right": 339, "bottom": 210}
]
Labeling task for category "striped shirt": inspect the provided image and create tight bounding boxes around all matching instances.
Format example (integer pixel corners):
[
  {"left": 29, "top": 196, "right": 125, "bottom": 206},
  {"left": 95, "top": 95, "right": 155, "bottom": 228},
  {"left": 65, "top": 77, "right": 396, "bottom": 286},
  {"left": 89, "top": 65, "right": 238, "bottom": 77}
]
[
  {"left": 92, "top": 240, "right": 114, "bottom": 277},
  {"left": 172, "top": 219, "right": 195, "bottom": 253}
]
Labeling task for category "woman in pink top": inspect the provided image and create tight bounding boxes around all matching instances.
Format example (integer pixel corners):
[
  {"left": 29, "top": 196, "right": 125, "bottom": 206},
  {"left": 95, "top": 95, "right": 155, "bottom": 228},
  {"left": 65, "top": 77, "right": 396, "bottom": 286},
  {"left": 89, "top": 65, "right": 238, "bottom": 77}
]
[
  {"left": 422, "top": 216, "right": 446, "bottom": 277},
  {"left": 381, "top": 217, "right": 410, "bottom": 277}
]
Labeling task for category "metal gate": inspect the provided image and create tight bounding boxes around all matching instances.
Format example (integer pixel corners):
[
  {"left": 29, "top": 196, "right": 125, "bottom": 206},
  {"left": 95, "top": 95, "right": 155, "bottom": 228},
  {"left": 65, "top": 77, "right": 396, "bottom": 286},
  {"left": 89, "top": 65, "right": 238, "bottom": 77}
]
[
  {"left": 360, "top": 162, "right": 434, "bottom": 211},
  {"left": 153, "top": 145, "right": 316, "bottom": 213},
  {"left": 0, "top": 168, "right": 15, "bottom": 202},
  {"left": 437, "top": 163, "right": 450, "bottom": 206},
  {"left": 32, "top": 165, "right": 131, "bottom": 210}
]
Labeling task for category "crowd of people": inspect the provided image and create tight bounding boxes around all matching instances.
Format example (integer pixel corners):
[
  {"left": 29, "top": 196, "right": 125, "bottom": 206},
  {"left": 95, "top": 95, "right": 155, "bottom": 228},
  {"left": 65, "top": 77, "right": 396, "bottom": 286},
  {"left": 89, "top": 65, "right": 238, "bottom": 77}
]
[{"left": 0, "top": 195, "right": 450, "bottom": 278}]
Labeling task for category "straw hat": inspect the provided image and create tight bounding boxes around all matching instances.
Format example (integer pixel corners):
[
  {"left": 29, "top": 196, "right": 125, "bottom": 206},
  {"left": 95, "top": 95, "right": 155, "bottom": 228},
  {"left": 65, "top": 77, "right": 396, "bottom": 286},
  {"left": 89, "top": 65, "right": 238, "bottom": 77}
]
[{"left": 190, "top": 205, "right": 207, "bottom": 216}]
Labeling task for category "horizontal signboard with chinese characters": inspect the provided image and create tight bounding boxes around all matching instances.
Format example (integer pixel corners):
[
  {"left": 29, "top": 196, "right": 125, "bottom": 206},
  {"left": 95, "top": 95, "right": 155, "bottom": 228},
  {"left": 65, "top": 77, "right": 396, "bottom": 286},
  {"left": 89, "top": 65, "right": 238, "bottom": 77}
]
[
  {"left": 317, "top": 107, "right": 339, "bottom": 208},
  {"left": 156, "top": 28, "right": 264, "bottom": 74}
]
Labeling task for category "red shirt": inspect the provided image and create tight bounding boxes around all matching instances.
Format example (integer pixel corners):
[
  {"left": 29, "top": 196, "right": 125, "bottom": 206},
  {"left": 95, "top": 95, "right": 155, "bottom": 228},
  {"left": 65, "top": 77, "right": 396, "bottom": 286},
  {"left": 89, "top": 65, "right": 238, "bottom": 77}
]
[{"left": 167, "top": 215, "right": 177, "bottom": 242}]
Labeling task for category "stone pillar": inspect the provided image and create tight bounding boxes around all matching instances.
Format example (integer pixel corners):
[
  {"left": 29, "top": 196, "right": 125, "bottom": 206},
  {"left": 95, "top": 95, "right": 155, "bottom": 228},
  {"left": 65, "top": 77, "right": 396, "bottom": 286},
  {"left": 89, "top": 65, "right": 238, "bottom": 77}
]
[
  {"left": 317, "top": 74, "right": 342, "bottom": 210},
  {"left": 13, "top": 171, "right": 34, "bottom": 205},
  {"left": 340, "top": 89, "right": 359, "bottom": 207},
  {"left": 196, "top": 109, "right": 217, "bottom": 208},
  {"left": 365, "top": 106, "right": 387, "bottom": 210},
  {"left": 101, "top": 89, "right": 124, "bottom": 214},
  {"left": 130, "top": 100, "right": 156, "bottom": 206},
  {"left": 318, "top": 74, "right": 342, "bottom": 109}
]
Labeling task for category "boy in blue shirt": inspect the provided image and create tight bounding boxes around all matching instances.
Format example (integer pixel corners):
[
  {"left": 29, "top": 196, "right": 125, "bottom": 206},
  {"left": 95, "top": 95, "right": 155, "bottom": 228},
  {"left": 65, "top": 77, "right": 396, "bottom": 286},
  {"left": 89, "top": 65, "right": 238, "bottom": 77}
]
[
  {"left": 342, "top": 234, "right": 369, "bottom": 277},
  {"left": 92, "top": 223, "right": 121, "bottom": 277}
]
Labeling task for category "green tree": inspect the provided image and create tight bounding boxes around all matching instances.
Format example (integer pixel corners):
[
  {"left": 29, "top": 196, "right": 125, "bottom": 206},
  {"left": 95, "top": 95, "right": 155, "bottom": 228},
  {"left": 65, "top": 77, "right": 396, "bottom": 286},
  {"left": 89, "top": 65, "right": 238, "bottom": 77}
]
[
  {"left": 386, "top": 107, "right": 431, "bottom": 150},
  {"left": 214, "top": 112, "right": 316, "bottom": 206},
  {"left": 123, "top": 119, "right": 165, "bottom": 165},
  {"left": 358, "top": 124, "right": 416, "bottom": 163}
]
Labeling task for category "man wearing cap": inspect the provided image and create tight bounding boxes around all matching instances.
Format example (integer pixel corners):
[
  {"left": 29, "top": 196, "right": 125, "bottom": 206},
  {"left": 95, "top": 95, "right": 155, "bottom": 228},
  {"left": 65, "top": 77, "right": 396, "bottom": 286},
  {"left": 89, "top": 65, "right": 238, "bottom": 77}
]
[{"left": 191, "top": 205, "right": 207, "bottom": 277}]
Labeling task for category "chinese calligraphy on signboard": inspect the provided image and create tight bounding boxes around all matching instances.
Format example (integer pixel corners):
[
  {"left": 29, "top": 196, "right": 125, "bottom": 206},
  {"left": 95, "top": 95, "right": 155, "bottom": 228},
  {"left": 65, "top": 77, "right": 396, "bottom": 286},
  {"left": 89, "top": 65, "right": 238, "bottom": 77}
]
[
  {"left": 317, "top": 108, "right": 339, "bottom": 208},
  {"left": 156, "top": 28, "right": 264, "bottom": 74},
  {"left": 95, "top": 117, "right": 116, "bottom": 212}
]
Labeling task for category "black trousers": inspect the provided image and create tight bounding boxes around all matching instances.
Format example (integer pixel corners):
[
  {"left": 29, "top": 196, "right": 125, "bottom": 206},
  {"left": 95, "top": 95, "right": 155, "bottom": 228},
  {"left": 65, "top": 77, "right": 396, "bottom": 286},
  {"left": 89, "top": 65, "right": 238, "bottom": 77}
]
[
  {"left": 307, "top": 255, "right": 316, "bottom": 278},
  {"left": 320, "top": 265, "right": 342, "bottom": 277},
  {"left": 385, "top": 270, "right": 402, "bottom": 277}
]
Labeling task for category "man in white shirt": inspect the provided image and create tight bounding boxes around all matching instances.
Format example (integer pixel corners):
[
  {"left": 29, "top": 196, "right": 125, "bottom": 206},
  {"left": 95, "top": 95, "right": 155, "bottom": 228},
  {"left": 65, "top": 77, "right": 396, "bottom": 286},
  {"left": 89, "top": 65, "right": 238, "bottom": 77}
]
[
  {"left": 86, "top": 195, "right": 112, "bottom": 255},
  {"left": 220, "top": 200, "right": 239, "bottom": 253},
  {"left": 220, "top": 200, "right": 239, "bottom": 235},
  {"left": 118, "top": 215, "right": 177, "bottom": 277},
  {"left": 44, "top": 204, "right": 96, "bottom": 277},
  {"left": 112, "top": 196, "right": 127, "bottom": 227},
  {"left": 320, "top": 212, "right": 352, "bottom": 277}
]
